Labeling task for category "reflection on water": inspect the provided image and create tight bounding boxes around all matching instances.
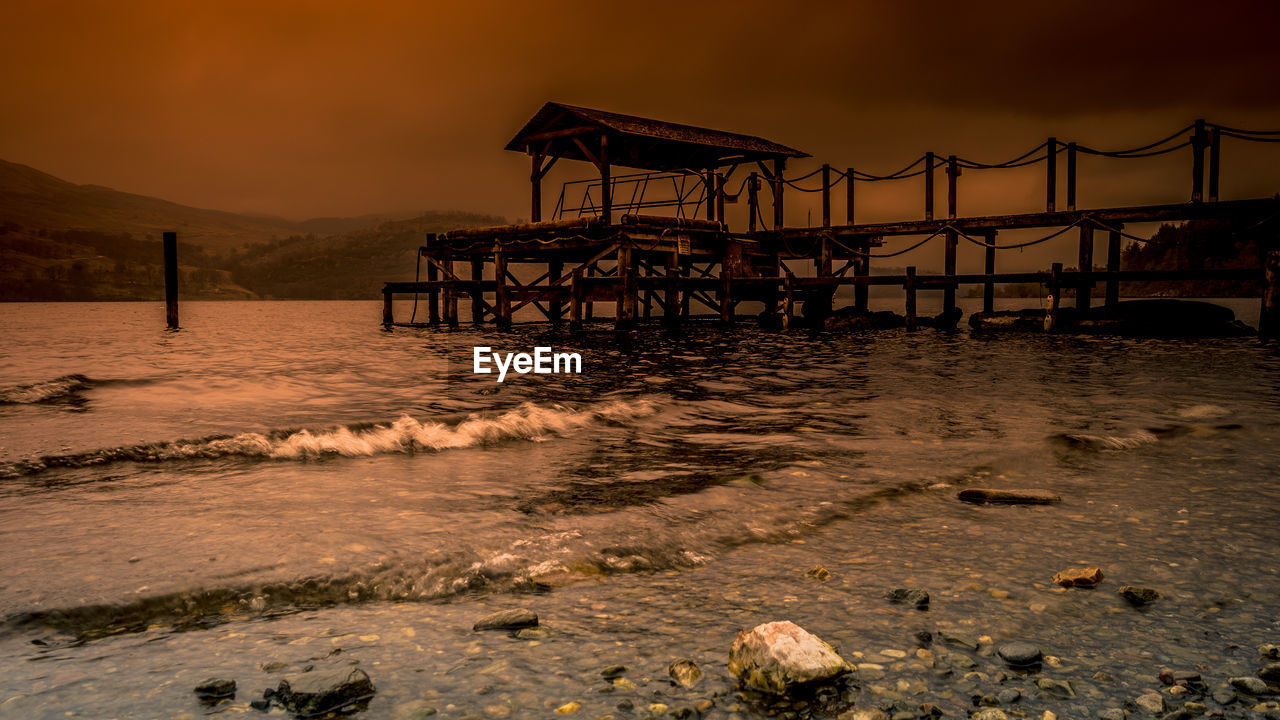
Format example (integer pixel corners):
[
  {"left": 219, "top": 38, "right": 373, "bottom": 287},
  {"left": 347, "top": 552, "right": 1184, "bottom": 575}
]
[{"left": 0, "top": 300, "right": 1278, "bottom": 719}]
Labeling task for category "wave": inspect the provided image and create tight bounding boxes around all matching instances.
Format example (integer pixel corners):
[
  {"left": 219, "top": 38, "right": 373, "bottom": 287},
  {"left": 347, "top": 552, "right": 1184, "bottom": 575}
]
[
  {"left": 0, "top": 398, "right": 659, "bottom": 478},
  {"left": 0, "top": 374, "right": 92, "bottom": 404},
  {"left": 1051, "top": 429, "right": 1160, "bottom": 451}
]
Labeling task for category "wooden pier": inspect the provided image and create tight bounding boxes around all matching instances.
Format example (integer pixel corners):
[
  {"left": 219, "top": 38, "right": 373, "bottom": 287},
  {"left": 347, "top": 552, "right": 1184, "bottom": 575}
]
[{"left": 383, "top": 104, "right": 1280, "bottom": 337}]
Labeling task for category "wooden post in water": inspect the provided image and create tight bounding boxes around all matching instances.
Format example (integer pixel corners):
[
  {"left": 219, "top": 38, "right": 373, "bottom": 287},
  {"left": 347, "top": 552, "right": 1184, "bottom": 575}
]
[
  {"left": 1191, "top": 119, "right": 1207, "bottom": 203},
  {"left": 1066, "top": 143, "right": 1078, "bottom": 211},
  {"left": 426, "top": 256, "right": 440, "bottom": 325},
  {"left": 163, "top": 231, "right": 178, "bottom": 329},
  {"left": 1105, "top": 225, "right": 1123, "bottom": 309},
  {"left": 585, "top": 263, "right": 595, "bottom": 321},
  {"left": 1261, "top": 248, "right": 1280, "bottom": 340},
  {"left": 983, "top": 230, "right": 997, "bottom": 314},
  {"left": 382, "top": 287, "right": 394, "bottom": 326},
  {"left": 549, "top": 259, "right": 563, "bottom": 324},
  {"left": 570, "top": 267, "right": 583, "bottom": 332},
  {"left": 943, "top": 229, "right": 957, "bottom": 321},
  {"left": 444, "top": 260, "right": 458, "bottom": 328},
  {"left": 494, "top": 252, "right": 510, "bottom": 329},
  {"left": 947, "top": 155, "right": 959, "bottom": 219},
  {"left": 718, "top": 254, "right": 733, "bottom": 325},
  {"left": 904, "top": 266, "right": 918, "bottom": 331},
  {"left": 664, "top": 252, "right": 679, "bottom": 329},
  {"left": 470, "top": 259, "right": 484, "bottom": 324},
  {"left": 783, "top": 272, "right": 794, "bottom": 329},
  {"left": 1046, "top": 138, "right": 1057, "bottom": 212},
  {"left": 924, "top": 152, "right": 935, "bottom": 221},
  {"left": 1077, "top": 224, "right": 1094, "bottom": 312},
  {"left": 615, "top": 244, "right": 633, "bottom": 331},
  {"left": 1046, "top": 262, "right": 1063, "bottom": 332}
]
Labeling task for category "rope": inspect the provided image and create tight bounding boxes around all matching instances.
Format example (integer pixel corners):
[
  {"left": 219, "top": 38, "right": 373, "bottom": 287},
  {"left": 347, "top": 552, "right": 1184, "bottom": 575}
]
[
  {"left": 950, "top": 220, "right": 1085, "bottom": 250},
  {"left": 1075, "top": 139, "right": 1192, "bottom": 158},
  {"left": 1072, "top": 123, "right": 1195, "bottom": 157},
  {"left": 1219, "top": 131, "right": 1280, "bottom": 144},
  {"left": 851, "top": 155, "right": 928, "bottom": 182},
  {"left": 956, "top": 140, "right": 1049, "bottom": 169},
  {"left": 1208, "top": 123, "right": 1280, "bottom": 136}
]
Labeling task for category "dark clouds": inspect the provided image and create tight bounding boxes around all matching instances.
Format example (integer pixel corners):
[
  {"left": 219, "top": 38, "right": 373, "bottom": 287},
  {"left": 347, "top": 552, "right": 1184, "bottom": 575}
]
[{"left": 2, "top": 0, "right": 1277, "bottom": 245}]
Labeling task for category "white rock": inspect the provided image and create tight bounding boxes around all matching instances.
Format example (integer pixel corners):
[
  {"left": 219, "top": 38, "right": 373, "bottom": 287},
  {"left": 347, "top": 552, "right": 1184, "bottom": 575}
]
[
  {"left": 1135, "top": 693, "right": 1165, "bottom": 714},
  {"left": 728, "top": 620, "right": 852, "bottom": 694}
]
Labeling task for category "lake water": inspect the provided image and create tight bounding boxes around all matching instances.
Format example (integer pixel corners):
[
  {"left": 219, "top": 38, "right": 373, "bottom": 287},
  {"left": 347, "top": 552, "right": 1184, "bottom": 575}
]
[{"left": 1, "top": 300, "right": 1278, "bottom": 719}]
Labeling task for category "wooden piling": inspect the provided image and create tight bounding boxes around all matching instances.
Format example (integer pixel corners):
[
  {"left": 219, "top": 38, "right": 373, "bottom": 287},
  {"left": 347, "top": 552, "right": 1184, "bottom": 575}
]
[
  {"left": 615, "top": 244, "right": 633, "bottom": 331},
  {"left": 718, "top": 256, "right": 733, "bottom": 325},
  {"left": 570, "top": 267, "right": 583, "bottom": 332},
  {"left": 382, "top": 287, "right": 394, "bottom": 326},
  {"left": 549, "top": 259, "right": 564, "bottom": 324},
  {"left": 924, "top": 152, "right": 935, "bottom": 221},
  {"left": 783, "top": 272, "right": 794, "bottom": 329},
  {"left": 494, "top": 252, "right": 511, "bottom": 329},
  {"left": 1076, "top": 224, "right": 1094, "bottom": 311},
  {"left": 1262, "top": 248, "right": 1280, "bottom": 340},
  {"left": 426, "top": 258, "right": 440, "bottom": 325},
  {"left": 470, "top": 259, "right": 484, "bottom": 323},
  {"left": 983, "top": 230, "right": 997, "bottom": 314},
  {"left": 163, "top": 231, "right": 178, "bottom": 329},
  {"left": 1192, "top": 119, "right": 1206, "bottom": 203},
  {"left": 943, "top": 229, "right": 957, "bottom": 320},
  {"left": 1066, "top": 143, "right": 1077, "bottom": 211},
  {"left": 1105, "top": 226, "right": 1122, "bottom": 308},
  {"left": 905, "top": 266, "right": 917, "bottom": 331},
  {"left": 585, "top": 263, "right": 595, "bottom": 320},
  {"left": 854, "top": 251, "right": 869, "bottom": 311},
  {"left": 664, "top": 253, "right": 679, "bottom": 328},
  {"left": 1047, "top": 262, "right": 1063, "bottom": 331},
  {"left": 1046, "top": 137, "right": 1057, "bottom": 212}
]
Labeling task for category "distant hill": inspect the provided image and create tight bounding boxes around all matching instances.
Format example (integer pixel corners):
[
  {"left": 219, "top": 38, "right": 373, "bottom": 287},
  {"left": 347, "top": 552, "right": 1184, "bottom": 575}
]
[{"left": 0, "top": 159, "right": 504, "bottom": 301}]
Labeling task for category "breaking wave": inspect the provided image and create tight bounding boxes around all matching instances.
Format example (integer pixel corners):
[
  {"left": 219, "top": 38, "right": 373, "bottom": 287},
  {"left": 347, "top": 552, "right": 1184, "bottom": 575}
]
[
  {"left": 0, "top": 374, "right": 92, "bottom": 404},
  {"left": 1051, "top": 429, "right": 1160, "bottom": 451},
  {"left": 0, "top": 398, "right": 659, "bottom": 478}
]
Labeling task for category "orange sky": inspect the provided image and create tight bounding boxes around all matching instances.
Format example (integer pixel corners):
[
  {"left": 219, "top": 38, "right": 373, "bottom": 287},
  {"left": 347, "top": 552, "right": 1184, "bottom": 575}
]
[{"left": 3, "top": 0, "right": 1279, "bottom": 234}]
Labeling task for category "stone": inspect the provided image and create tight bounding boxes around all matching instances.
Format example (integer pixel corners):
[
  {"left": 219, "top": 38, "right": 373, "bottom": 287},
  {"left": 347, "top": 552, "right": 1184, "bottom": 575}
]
[
  {"left": 997, "top": 642, "right": 1042, "bottom": 667},
  {"left": 612, "top": 678, "right": 636, "bottom": 692},
  {"left": 919, "top": 703, "right": 944, "bottom": 718},
  {"left": 601, "top": 665, "right": 628, "bottom": 680},
  {"left": 554, "top": 701, "right": 580, "bottom": 714},
  {"left": 193, "top": 677, "right": 236, "bottom": 700},
  {"left": 1053, "top": 567, "right": 1104, "bottom": 587},
  {"left": 1260, "top": 663, "right": 1280, "bottom": 682},
  {"left": 997, "top": 689, "right": 1022, "bottom": 705},
  {"left": 473, "top": 609, "right": 538, "bottom": 631},
  {"left": 1211, "top": 689, "right": 1236, "bottom": 705},
  {"left": 1229, "top": 676, "right": 1271, "bottom": 695},
  {"left": 727, "top": 621, "right": 852, "bottom": 694},
  {"left": 616, "top": 699, "right": 634, "bottom": 711},
  {"left": 957, "top": 488, "right": 1062, "bottom": 505},
  {"left": 1037, "top": 678, "right": 1076, "bottom": 699},
  {"left": 275, "top": 667, "right": 376, "bottom": 717},
  {"left": 1118, "top": 586, "right": 1161, "bottom": 606},
  {"left": 1097, "top": 710, "right": 1125, "bottom": 720},
  {"left": 647, "top": 703, "right": 669, "bottom": 716},
  {"left": 1136, "top": 693, "right": 1166, "bottom": 714},
  {"left": 1160, "top": 708, "right": 1197, "bottom": 720},
  {"left": 392, "top": 700, "right": 439, "bottom": 719},
  {"left": 939, "top": 631, "right": 979, "bottom": 651},
  {"left": 970, "top": 710, "right": 1008, "bottom": 720},
  {"left": 806, "top": 566, "right": 831, "bottom": 581},
  {"left": 1042, "top": 713, "right": 1058, "bottom": 720},
  {"left": 947, "top": 654, "right": 977, "bottom": 669},
  {"left": 915, "top": 630, "right": 933, "bottom": 646},
  {"left": 887, "top": 588, "right": 930, "bottom": 609},
  {"left": 669, "top": 658, "right": 703, "bottom": 688},
  {"left": 1261, "top": 645, "right": 1280, "bottom": 660},
  {"left": 839, "top": 710, "right": 888, "bottom": 720}
]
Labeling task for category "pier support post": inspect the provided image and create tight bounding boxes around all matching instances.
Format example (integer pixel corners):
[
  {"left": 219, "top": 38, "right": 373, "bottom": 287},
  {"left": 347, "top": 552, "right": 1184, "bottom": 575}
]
[
  {"left": 570, "top": 268, "right": 583, "bottom": 332},
  {"left": 783, "top": 273, "right": 794, "bottom": 329},
  {"left": 1046, "top": 262, "right": 1063, "bottom": 332},
  {"left": 664, "top": 252, "right": 679, "bottom": 329},
  {"left": 718, "top": 256, "right": 733, "bottom": 325},
  {"left": 983, "top": 230, "right": 997, "bottom": 314},
  {"left": 585, "top": 263, "right": 595, "bottom": 320},
  {"left": 1105, "top": 225, "right": 1122, "bottom": 309},
  {"left": 947, "top": 155, "right": 959, "bottom": 219},
  {"left": 443, "top": 259, "right": 458, "bottom": 327},
  {"left": 615, "top": 244, "right": 634, "bottom": 331},
  {"left": 163, "top": 231, "right": 178, "bottom": 330},
  {"left": 1261, "top": 248, "right": 1280, "bottom": 340},
  {"left": 943, "top": 229, "right": 958, "bottom": 323},
  {"left": 854, "top": 249, "right": 869, "bottom": 311},
  {"left": 426, "top": 256, "right": 440, "bottom": 325},
  {"left": 382, "top": 287, "right": 394, "bottom": 326},
  {"left": 470, "top": 258, "right": 485, "bottom": 324},
  {"left": 549, "top": 259, "right": 563, "bottom": 324},
  {"left": 905, "top": 266, "right": 917, "bottom": 331},
  {"left": 494, "top": 252, "right": 511, "bottom": 330},
  {"left": 1077, "top": 224, "right": 1094, "bottom": 312}
]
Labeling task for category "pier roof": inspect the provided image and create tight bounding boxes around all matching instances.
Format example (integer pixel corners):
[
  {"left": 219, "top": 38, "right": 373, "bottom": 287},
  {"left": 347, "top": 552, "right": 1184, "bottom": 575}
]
[{"left": 505, "top": 102, "right": 808, "bottom": 171}]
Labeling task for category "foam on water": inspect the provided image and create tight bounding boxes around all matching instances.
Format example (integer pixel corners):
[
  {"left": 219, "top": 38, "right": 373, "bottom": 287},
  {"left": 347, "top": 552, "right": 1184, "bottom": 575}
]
[{"left": 0, "top": 374, "right": 91, "bottom": 404}]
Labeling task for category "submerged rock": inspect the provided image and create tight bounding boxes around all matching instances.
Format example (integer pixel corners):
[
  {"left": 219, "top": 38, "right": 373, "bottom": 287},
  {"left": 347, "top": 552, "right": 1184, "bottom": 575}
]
[
  {"left": 839, "top": 709, "right": 888, "bottom": 720},
  {"left": 886, "top": 588, "right": 930, "bottom": 609},
  {"left": 822, "top": 308, "right": 907, "bottom": 332},
  {"left": 1259, "top": 663, "right": 1280, "bottom": 682},
  {"left": 958, "top": 488, "right": 1062, "bottom": 505},
  {"left": 997, "top": 642, "right": 1042, "bottom": 668},
  {"left": 193, "top": 677, "right": 236, "bottom": 700},
  {"left": 938, "top": 630, "right": 979, "bottom": 651},
  {"left": 1036, "top": 678, "right": 1076, "bottom": 699},
  {"left": 600, "top": 664, "right": 627, "bottom": 680},
  {"left": 1136, "top": 693, "right": 1166, "bottom": 714},
  {"left": 1053, "top": 567, "right": 1104, "bottom": 587},
  {"left": 473, "top": 609, "right": 538, "bottom": 631},
  {"left": 668, "top": 658, "right": 703, "bottom": 688},
  {"left": 727, "top": 620, "right": 852, "bottom": 694},
  {"left": 969, "top": 309, "right": 1050, "bottom": 333},
  {"left": 970, "top": 709, "right": 1008, "bottom": 720},
  {"left": 1262, "top": 645, "right": 1280, "bottom": 660},
  {"left": 1230, "top": 676, "right": 1272, "bottom": 695},
  {"left": 1118, "top": 586, "right": 1161, "bottom": 606},
  {"left": 806, "top": 565, "right": 831, "bottom": 581},
  {"left": 275, "top": 667, "right": 376, "bottom": 717}
]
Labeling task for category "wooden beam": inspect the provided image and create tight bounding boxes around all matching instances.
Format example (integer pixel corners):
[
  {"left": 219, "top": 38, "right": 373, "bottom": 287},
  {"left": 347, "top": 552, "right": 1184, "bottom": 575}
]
[
  {"left": 924, "top": 152, "right": 935, "bottom": 221},
  {"left": 521, "top": 125, "right": 598, "bottom": 144}
]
